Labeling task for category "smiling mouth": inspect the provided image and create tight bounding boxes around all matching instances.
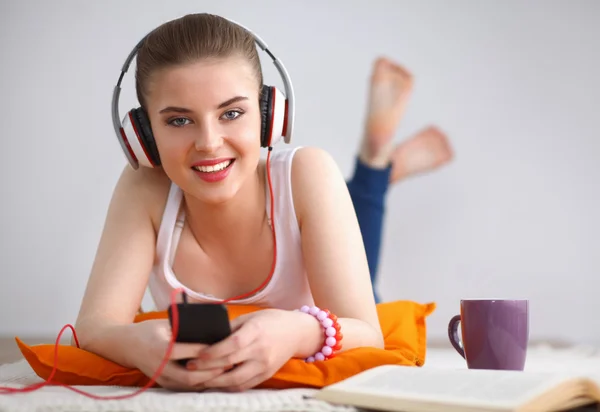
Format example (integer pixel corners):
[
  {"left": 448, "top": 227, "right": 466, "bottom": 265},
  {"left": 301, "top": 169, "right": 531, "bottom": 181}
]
[{"left": 192, "top": 159, "right": 235, "bottom": 173}]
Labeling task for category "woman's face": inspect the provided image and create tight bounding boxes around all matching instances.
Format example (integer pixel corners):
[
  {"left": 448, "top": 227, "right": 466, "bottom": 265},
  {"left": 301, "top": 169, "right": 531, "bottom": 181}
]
[{"left": 145, "top": 56, "right": 262, "bottom": 205}]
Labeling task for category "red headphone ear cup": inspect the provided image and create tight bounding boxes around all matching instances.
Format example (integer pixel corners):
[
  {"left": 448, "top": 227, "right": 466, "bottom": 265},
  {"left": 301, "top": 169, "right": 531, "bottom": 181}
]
[
  {"left": 131, "top": 108, "right": 161, "bottom": 166},
  {"left": 259, "top": 85, "right": 274, "bottom": 147}
]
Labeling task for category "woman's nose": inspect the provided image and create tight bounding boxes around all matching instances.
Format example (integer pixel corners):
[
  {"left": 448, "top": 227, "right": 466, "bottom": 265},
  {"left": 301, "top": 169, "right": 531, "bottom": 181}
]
[{"left": 194, "top": 123, "right": 223, "bottom": 152}]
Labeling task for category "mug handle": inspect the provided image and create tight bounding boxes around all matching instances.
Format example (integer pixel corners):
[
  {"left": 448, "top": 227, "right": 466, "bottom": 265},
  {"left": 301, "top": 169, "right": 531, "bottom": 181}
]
[{"left": 447, "top": 314, "right": 465, "bottom": 359}]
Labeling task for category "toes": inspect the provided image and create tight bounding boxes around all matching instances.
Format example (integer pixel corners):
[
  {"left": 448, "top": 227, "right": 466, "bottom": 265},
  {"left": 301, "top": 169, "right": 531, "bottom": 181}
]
[
  {"left": 371, "top": 57, "right": 413, "bottom": 85},
  {"left": 389, "top": 127, "right": 454, "bottom": 182}
]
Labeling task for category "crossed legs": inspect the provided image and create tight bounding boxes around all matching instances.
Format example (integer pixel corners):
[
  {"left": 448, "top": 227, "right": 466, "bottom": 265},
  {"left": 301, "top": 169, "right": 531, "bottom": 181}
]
[{"left": 346, "top": 57, "right": 454, "bottom": 302}]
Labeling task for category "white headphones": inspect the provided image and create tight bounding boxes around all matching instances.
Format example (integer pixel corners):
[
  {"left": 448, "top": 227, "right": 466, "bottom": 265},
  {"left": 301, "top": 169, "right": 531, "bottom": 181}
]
[{"left": 110, "top": 16, "right": 295, "bottom": 169}]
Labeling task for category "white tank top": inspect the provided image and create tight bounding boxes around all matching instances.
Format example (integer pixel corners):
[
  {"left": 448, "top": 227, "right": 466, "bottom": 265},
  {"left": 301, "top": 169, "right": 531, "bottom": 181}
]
[{"left": 146, "top": 147, "right": 315, "bottom": 311}]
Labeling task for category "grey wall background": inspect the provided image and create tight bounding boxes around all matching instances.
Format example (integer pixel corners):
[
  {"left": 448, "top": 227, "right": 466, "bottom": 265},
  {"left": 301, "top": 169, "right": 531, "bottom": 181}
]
[{"left": 1, "top": 0, "right": 598, "bottom": 345}]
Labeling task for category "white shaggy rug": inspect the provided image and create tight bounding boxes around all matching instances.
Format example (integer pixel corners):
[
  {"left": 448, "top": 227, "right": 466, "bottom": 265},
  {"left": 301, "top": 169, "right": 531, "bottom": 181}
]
[
  {"left": 0, "top": 362, "right": 352, "bottom": 412},
  {"left": 1, "top": 345, "right": 599, "bottom": 412}
]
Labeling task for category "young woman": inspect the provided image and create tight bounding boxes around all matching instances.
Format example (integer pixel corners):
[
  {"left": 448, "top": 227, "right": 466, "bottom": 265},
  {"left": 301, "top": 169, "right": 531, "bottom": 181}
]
[{"left": 74, "top": 13, "right": 452, "bottom": 392}]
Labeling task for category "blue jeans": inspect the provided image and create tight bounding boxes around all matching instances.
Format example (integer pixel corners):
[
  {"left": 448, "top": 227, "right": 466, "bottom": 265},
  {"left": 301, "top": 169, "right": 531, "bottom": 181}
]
[{"left": 346, "top": 158, "right": 391, "bottom": 303}]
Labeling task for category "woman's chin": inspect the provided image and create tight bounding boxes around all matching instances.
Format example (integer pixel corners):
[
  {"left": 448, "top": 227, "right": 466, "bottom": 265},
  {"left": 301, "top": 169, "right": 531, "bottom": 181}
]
[
  {"left": 195, "top": 189, "right": 239, "bottom": 206},
  {"left": 186, "top": 175, "right": 242, "bottom": 206}
]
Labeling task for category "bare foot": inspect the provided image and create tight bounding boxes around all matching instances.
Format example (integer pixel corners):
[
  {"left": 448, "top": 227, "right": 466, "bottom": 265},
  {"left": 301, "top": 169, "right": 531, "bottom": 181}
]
[
  {"left": 390, "top": 126, "right": 454, "bottom": 183},
  {"left": 359, "top": 57, "right": 414, "bottom": 169}
]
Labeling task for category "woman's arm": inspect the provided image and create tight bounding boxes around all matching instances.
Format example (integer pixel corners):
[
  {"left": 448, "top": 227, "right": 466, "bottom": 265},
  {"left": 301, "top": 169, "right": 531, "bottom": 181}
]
[
  {"left": 291, "top": 146, "right": 385, "bottom": 356},
  {"left": 72, "top": 166, "right": 161, "bottom": 367}
]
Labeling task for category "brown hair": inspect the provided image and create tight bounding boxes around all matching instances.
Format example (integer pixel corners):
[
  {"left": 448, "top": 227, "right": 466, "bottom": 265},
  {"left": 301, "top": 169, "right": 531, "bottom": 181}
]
[{"left": 134, "top": 13, "right": 263, "bottom": 109}]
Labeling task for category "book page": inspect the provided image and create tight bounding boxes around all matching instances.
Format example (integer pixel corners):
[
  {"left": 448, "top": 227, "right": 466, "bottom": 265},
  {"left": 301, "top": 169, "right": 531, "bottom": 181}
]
[{"left": 317, "top": 365, "right": 571, "bottom": 410}]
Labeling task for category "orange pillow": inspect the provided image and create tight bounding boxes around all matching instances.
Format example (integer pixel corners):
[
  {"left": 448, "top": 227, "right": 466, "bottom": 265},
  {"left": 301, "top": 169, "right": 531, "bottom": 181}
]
[{"left": 15, "top": 300, "right": 435, "bottom": 390}]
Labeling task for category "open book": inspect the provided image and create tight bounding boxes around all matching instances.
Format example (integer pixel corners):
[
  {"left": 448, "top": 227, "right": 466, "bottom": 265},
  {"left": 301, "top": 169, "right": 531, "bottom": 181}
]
[{"left": 313, "top": 365, "right": 600, "bottom": 412}]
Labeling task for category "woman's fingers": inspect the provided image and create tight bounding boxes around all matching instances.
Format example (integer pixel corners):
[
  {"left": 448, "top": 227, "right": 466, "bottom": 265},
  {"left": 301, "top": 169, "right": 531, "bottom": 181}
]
[
  {"left": 158, "top": 361, "right": 225, "bottom": 390},
  {"left": 156, "top": 375, "right": 198, "bottom": 392},
  {"left": 166, "top": 342, "right": 209, "bottom": 361},
  {"left": 189, "top": 338, "right": 256, "bottom": 371},
  {"left": 224, "top": 372, "right": 270, "bottom": 393},
  {"left": 202, "top": 360, "right": 265, "bottom": 392},
  {"left": 193, "top": 323, "right": 259, "bottom": 366}
]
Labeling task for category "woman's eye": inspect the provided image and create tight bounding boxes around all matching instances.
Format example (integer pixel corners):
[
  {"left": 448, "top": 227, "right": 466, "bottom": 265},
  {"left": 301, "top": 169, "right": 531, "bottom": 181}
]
[
  {"left": 222, "top": 110, "right": 242, "bottom": 120},
  {"left": 168, "top": 117, "right": 190, "bottom": 127}
]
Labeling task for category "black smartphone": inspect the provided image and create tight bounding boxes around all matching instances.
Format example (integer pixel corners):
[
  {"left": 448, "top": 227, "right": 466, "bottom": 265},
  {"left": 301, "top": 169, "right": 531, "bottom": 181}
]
[{"left": 167, "top": 302, "right": 231, "bottom": 366}]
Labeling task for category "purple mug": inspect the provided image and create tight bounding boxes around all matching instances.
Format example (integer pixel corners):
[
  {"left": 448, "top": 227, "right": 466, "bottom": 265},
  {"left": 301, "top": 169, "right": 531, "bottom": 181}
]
[{"left": 448, "top": 299, "right": 529, "bottom": 370}]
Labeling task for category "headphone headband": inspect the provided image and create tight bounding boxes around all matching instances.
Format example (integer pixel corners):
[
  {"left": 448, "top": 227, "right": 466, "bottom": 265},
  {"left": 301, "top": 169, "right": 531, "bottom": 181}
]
[{"left": 111, "top": 16, "right": 295, "bottom": 168}]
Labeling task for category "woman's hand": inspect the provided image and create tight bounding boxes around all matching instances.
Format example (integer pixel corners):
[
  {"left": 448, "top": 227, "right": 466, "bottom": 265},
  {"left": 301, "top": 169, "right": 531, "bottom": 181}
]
[
  {"left": 187, "top": 309, "right": 322, "bottom": 392},
  {"left": 128, "top": 319, "right": 227, "bottom": 391}
]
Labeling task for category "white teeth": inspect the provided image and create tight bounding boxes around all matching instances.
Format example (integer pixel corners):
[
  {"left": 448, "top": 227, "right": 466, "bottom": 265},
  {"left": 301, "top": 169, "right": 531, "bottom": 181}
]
[{"left": 193, "top": 160, "right": 232, "bottom": 173}]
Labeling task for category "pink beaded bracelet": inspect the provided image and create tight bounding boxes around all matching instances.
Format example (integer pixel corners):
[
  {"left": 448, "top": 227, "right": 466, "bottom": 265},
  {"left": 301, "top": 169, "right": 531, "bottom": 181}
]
[{"left": 298, "top": 305, "right": 343, "bottom": 362}]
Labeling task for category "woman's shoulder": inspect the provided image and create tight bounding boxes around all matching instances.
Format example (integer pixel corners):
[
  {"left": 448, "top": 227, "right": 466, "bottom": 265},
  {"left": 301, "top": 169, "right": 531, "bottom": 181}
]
[
  {"left": 290, "top": 145, "right": 336, "bottom": 165},
  {"left": 114, "top": 164, "right": 173, "bottom": 230},
  {"left": 288, "top": 146, "right": 346, "bottom": 222},
  {"left": 290, "top": 146, "right": 343, "bottom": 185},
  {"left": 268, "top": 146, "right": 340, "bottom": 191}
]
